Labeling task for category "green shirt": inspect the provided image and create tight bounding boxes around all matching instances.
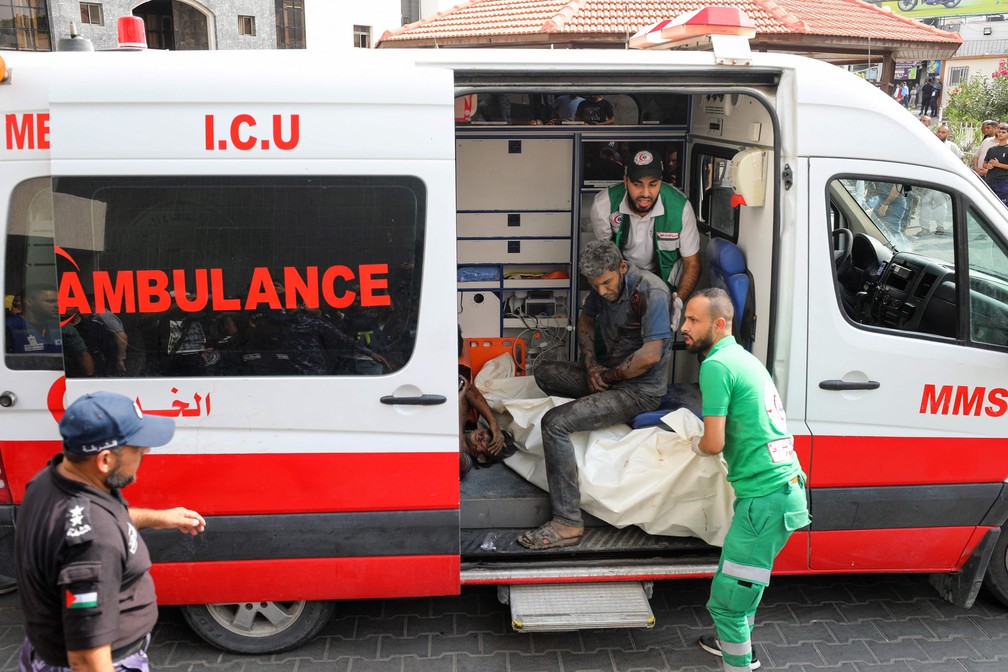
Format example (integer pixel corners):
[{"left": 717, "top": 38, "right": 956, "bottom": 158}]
[{"left": 699, "top": 336, "right": 801, "bottom": 498}]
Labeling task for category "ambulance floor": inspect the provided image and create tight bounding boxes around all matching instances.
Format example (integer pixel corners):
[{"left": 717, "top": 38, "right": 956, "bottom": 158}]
[{"left": 460, "top": 462, "right": 718, "bottom": 558}]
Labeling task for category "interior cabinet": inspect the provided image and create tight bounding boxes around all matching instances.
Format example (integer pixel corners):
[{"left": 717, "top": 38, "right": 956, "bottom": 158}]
[{"left": 456, "top": 137, "right": 574, "bottom": 353}]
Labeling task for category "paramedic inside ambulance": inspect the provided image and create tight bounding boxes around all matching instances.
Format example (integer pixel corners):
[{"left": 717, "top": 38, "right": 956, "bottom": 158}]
[
  {"left": 4, "top": 284, "right": 62, "bottom": 354},
  {"left": 590, "top": 149, "right": 701, "bottom": 329}
]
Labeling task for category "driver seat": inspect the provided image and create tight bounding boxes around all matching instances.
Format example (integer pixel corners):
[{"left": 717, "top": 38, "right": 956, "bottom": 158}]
[{"left": 707, "top": 238, "right": 756, "bottom": 351}]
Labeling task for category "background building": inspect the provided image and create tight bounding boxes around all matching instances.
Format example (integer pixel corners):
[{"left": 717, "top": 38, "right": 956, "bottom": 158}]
[
  {"left": 0, "top": 0, "right": 455, "bottom": 53},
  {"left": 2, "top": 0, "right": 308, "bottom": 51}
]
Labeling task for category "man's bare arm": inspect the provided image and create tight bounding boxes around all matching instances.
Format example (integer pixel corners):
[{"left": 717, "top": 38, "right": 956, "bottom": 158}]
[
  {"left": 130, "top": 507, "right": 206, "bottom": 535},
  {"left": 676, "top": 253, "right": 702, "bottom": 299},
  {"left": 67, "top": 644, "right": 114, "bottom": 672},
  {"left": 698, "top": 415, "right": 727, "bottom": 455},
  {"left": 600, "top": 339, "right": 665, "bottom": 385}
]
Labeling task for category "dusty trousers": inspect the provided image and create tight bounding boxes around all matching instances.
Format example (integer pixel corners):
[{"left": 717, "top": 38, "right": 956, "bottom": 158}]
[
  {"left": 533, "top": 360, "right": 660, "bottom": 526},
  {"left": 707, "top": 478, "right": 810, "bottom": 671}
]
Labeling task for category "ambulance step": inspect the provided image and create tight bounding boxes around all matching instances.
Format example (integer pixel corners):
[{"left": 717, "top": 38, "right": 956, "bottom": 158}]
[{"left": 506, "top": 582, "right": 655, "bottom": 632}]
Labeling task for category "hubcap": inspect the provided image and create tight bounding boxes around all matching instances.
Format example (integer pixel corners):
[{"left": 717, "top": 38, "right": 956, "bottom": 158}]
[{"left": 205, "top": 601, "right": 306, "bottom": 638}]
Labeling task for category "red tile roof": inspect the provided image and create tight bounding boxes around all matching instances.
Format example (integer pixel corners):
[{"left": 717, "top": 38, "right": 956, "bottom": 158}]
[{"left": 378, "top": 0, "right": 960, "bottom": 48}]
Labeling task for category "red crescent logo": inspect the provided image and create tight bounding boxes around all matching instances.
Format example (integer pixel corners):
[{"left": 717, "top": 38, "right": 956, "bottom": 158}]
[{"left": 48, "top": 375, "right": 66, "bottom": 423}]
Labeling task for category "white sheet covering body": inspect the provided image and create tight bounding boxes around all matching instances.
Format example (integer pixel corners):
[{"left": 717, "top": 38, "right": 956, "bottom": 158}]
[{"left": 475, "top": 355, "right": 735, "bottom": 546}]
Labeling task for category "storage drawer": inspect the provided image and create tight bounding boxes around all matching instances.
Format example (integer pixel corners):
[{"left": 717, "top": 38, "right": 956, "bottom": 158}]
[
  {"left": 456, "top": 138, "right": 573, "bottom": 210},
  {"left": 457, "top": 239, "right": 571, "bottom": 264},
  {"left": 458, "top": 212, "right": 570, "bottom": 238}
]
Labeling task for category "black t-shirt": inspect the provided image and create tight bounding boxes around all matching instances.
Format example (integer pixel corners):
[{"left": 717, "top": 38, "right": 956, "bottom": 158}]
[
  {"left": 984, "top": 144, "right": 1008, "bottom": 182},
  {"left": 576, "top": 99, "right": 615, "bottom": 124},
  {"left": 15, "top": 456, "right": 157, "bottom": 666}
]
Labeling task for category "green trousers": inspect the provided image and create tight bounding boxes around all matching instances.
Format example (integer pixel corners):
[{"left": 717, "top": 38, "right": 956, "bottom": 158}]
[{"left": 706, "top": 477, "right": 810, "bottom": 671}]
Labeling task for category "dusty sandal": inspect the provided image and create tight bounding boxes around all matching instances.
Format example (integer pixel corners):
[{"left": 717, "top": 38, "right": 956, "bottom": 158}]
[{"left": 518, "top": 522, "right": 582, "bottom": 550}]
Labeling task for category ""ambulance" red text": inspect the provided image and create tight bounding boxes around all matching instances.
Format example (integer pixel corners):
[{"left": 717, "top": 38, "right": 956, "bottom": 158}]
[{"left": 58, "top": 264, "right": 389, "bottom": 316}]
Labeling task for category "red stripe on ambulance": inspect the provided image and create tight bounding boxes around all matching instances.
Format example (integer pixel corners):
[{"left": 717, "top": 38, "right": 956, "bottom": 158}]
[
  {"left": 151, "top": 555, "right": 460, "bottom": 604},
  {"left": 0, "top": 443, "right": 459, "bottom": 514}
]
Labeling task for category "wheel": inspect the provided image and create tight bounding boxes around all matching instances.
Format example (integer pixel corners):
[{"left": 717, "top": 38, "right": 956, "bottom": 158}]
[
  {"left": 897, "top": 0, "right": 917, "bottom": 9},
  {"left": 942, "top": 0, "right": 961, "bottom": 6},
  {"left": 181, "top": 600, "right": 335, "bottom": 654},
  {"left": 983, "top": 525, "right": 1008, "bottom": 607}
]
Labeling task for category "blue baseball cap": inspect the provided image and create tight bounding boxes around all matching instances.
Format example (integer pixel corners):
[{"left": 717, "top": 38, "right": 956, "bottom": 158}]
[{"left": 59, "top": 392, "right": 175, "bottom": 454}]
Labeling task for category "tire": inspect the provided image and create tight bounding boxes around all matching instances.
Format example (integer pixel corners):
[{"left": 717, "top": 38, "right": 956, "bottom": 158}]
[
  {"left": 181, "top": 600, "right": 335, "bottom": 654},
  {"left": 897, "top": 0, "right": 917, "bottom": 9},
  {"left": 942, "top": 0, "right": 961, "bottom": 6},
  {"left": 983, "top": 525, "right": 1008, "bottom": 608}
]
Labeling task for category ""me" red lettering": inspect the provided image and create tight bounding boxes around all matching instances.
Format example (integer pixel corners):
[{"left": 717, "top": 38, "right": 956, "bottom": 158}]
[{"left": 5, "top": 113, "right": 50, "bottom": 150}]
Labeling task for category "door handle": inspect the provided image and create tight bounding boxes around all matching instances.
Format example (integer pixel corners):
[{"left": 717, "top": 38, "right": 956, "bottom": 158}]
[
  {"left": 818, "top": 380, "right": 880, "bottom": 391},
  {"left": 380, "top": 394, "right": 447, "bottom": 406}
]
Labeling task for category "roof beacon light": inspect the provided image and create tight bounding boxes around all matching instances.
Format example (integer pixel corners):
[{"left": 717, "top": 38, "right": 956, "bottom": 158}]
[
  {"left": 117, "top": 16, "right": 147, "bottom": 50},
  {"left": 630, "top": 7, "right": 756, "bottom": 65}
]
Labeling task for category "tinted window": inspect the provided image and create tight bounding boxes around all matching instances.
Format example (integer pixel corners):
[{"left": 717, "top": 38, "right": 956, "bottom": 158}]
[
  {"left": 965, "top": 208, "right": 1008, "bottom": 348},
  {"left": 4, "top": 178, "right": 63, "bottom": 371},
  {"left": 49, "top": 176, "right": 425, "bottom": 378}
]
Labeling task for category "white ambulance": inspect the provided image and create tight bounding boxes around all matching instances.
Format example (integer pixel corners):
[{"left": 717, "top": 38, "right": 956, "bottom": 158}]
[{"left": 1, "top": 17, "right": 1006, "bottom": 653}]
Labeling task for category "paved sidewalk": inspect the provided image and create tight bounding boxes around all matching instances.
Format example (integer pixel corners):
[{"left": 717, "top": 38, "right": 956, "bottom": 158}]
[{"left": 0, "top": 573, "right": 1005, "bottom": 671}]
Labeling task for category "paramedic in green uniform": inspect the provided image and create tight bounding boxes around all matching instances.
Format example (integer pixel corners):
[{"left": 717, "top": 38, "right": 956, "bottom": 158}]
[
  {"left": 590, "top": 149, "right": 701, "bottom": 329},
  {"left": 681, "top": 288, "right": 810, "bottom": 672}
]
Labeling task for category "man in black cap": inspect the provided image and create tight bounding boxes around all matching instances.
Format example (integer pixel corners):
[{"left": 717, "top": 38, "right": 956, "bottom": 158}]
[
  {"left": 15, "top": 392, "right": 206, "bottom": 672},
  {"left": 590, "top": 148, "right": 701, "bottom": 330}
]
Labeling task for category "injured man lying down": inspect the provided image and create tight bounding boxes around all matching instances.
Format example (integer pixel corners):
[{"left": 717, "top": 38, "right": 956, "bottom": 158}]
[{"left": 473, "top": 241, "right": 734, "bottom": 550}]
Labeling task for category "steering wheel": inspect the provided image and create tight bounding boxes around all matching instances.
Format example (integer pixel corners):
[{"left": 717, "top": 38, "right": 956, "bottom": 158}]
[{"left": 831, "top": 228, "right": 854, "bottom": 270}]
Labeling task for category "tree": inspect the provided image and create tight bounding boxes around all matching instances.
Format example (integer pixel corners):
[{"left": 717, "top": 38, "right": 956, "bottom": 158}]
[{"left": 944, "top": 59, "right": 1008, "bottom": 155}]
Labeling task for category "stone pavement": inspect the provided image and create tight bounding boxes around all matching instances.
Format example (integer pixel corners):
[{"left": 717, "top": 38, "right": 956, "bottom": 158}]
[{"left": 0, "top": 573, "right": 1006, "bottom": 672}]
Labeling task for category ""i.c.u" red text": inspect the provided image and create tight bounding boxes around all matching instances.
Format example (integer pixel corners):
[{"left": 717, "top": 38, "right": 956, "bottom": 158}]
[{"left": 204, "top": 113, "right": 300, "bottom": 151}]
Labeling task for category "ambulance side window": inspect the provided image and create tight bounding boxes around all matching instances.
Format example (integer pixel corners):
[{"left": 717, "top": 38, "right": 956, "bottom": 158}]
[
  {"left": 830, "top": 177, "right": 959, "bottom": 337},
  {"left": 3, "top": 178, "right": 63, "bottom": 372},
  {"left": 50, "top": 176, "right": 425, "bottom": 378},
  {"left": 965, "top": 207, "right": 1008, "bottom": 348}
]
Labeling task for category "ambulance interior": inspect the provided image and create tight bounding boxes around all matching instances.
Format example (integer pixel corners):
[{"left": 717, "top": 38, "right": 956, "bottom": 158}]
[{"left": 454, "top": 88, "right": 777, "bottom": 557}]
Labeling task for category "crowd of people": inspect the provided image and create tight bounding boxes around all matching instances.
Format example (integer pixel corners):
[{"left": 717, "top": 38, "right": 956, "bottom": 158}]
[
  {"left": 895, "top": 75, "right": 942, "bottom": 117},
  {"left": 471, "top": 93, "right": 618, "bottom": 125},
  {"left": 911, "top": 109, "right": 1008, "bottom": 210},
  {"left": 975, "top": 119, "right": 1008, "bottom": 205}
]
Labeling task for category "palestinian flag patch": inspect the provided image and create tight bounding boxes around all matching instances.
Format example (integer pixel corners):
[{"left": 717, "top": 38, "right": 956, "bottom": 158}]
[{"left": 65, "top": 589, "right": 98, "bottom": 609}]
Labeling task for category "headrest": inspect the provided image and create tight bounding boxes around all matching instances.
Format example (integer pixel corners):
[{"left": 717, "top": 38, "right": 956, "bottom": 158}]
[{"left": 706, "top": 238, "right": 747, "bottom": 276}]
